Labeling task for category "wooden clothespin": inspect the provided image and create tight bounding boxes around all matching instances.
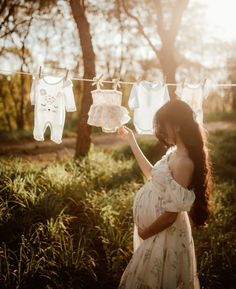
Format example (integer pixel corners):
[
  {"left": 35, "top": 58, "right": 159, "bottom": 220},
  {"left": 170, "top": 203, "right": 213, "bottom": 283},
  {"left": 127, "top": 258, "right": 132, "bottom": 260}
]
[
  {"left": 202, "top": 78, "right": 207, "bottom": 88},
  {"left": 163, "top": 75, "right": 167, "bottom": 86},
  {"left": 182, "top": 77, "right": 186, "bottom": 89},
  {"left": 136, "top": 76, "right": 142, "bottom": 85},
  {"left": 65, "top": 69, "right": 69, "bottom": 81},
  {"left": 39, "top": 66, "right": 43, "bottom": 79},
  {"left": 112, "top": 78, "right": 121, "bottom": 90},
  {"left": 92, "top": 74, "right": 104, "bottom": 90}
]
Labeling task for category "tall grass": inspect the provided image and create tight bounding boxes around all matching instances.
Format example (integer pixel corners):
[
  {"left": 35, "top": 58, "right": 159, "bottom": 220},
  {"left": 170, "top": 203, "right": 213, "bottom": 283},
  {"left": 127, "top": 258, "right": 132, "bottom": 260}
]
[{"left": 0, "top": 132, "right": 235, "bottom": 288}]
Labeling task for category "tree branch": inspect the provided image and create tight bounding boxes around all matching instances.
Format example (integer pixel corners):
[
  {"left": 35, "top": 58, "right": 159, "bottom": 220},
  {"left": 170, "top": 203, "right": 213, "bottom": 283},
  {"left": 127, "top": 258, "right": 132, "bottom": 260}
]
[
  {"left": 170, "top": 0, "right": 189, "bottom": 41},
  {"left": 155, "top": 0, "right": 164, "bottom": 38},
  {"left": 121, "top": 0, "right": 159, "bottom": 57}
]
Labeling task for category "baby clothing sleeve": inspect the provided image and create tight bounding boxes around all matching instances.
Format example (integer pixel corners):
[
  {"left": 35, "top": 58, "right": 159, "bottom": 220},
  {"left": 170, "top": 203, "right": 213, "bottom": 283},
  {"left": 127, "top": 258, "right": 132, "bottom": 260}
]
[
  {"left": 162, "top": 176, "right": 196, "bottom": 212},
  {"left": 128, "top": 83, "right": 140, "bottom": 109},
  {"left": 63, "top": 80, "right": 76, "bottom": 112}
]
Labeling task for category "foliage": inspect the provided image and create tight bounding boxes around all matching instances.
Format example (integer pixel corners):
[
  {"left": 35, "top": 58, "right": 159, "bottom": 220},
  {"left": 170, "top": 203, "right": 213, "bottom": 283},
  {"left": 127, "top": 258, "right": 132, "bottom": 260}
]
[{"left": 0, "top": 130, "right": 235, "bottom": 288}]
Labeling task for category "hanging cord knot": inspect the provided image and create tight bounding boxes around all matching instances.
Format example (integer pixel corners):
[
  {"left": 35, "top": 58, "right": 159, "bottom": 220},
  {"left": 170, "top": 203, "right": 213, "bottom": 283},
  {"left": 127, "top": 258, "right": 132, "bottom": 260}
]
[
  {"left": 92, "top": 74, "right": 104, "bottom": 90},
  {"left": 112, "top": 78, "right": 121, "bottom": 90}
]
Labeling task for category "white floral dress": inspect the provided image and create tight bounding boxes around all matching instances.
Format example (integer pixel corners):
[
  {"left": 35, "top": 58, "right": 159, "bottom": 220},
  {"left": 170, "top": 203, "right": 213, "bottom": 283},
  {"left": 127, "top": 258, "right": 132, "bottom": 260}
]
[{"left": 119, "top": 151, "right": 200, "bottom": 289}]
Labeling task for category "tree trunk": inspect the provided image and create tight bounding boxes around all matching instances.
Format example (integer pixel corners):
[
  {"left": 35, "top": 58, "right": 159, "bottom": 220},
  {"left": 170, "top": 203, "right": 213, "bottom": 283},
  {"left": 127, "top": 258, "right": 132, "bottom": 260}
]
[
  {"left": 70, "top": 0, "right": 96, "bottom": 157},
  {"left": 232, "top": 88, "right": 236, "bottom": 110},
  {"left": 18, "top": 73, "right": 25, "bottom": 130},
  {"left": 159, "top": 40, "right": 177, "bottom": 98},
  {"left": 121, "top": 0, "right": 189, "bottom": 99}
]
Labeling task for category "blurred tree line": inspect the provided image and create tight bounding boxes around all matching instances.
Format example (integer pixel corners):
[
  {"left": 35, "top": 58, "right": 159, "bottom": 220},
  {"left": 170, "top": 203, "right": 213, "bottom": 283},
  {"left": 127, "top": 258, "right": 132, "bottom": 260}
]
[{"left": 0, "top": 0, "right": 235, "bottom": 156}]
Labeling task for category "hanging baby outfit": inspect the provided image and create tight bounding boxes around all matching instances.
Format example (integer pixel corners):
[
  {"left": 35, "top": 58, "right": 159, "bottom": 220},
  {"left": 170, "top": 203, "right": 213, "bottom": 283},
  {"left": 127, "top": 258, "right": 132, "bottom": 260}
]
[
  {"left": 87, "top": 88, "right": 130, "bottom": 133},
  {"left": 128, "top": 81, "right": 170, "bottom": 134},
  {"left": 30, "top": 74, "right": 76, "bottom": 144},
  {"left": 175, "top": 82, "right": 208, "bottom": 124}
]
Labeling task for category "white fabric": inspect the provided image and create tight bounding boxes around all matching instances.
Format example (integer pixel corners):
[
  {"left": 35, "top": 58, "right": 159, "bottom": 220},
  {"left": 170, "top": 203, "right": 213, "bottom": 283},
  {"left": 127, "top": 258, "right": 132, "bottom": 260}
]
[
  {"left": 128, "top": 81, "right": 170, "bottom": 134},
  {"left": 119, "top": 151, "right": 200, "bottom": 289},
  {"left": 175, "top": 83, "right": 209, "bottom": 124},
  {"left": 87, "top": 89, "right": 130, "bottom": 133},
  {"left": 30, "top": 75, "right": 76, "bottom": 144}
]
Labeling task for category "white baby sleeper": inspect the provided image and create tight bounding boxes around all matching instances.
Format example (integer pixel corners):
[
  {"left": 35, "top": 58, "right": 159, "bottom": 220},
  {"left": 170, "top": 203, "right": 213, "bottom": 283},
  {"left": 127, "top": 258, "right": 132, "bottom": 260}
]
[
  {"left": 30, "top": 74, "right": 76, "bottom": 144},
  {"left": 175, "top": 82, "right": 208, "bottom": 124},
  {"left": 87, "top": 88, "right": 130, "bottom": 133},
  {"left": 128, "top": 81, "right": 170, "bottom": 134}
]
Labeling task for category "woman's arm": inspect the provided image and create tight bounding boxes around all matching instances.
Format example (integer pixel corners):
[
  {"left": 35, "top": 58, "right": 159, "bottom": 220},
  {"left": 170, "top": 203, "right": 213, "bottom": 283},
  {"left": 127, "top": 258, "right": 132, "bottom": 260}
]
[
  {"left": 117, "top": 126, "right": 153, "bottom": 179},
  {"left": 138, "top": 212, "right": 178, "bottom": 240}
]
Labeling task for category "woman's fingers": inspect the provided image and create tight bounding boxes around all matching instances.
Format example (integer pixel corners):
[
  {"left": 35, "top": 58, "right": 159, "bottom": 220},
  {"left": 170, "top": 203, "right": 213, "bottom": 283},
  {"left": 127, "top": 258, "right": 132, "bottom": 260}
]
[{"left": 117, "top": 126, "right": 129, "bottom": 135}]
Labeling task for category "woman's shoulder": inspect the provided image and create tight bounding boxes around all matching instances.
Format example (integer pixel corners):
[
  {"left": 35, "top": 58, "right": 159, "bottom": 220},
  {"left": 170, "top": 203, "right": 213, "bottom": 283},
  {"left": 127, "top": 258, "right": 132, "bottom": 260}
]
[
  {"left": 171, "top": 155, "right": 194, "bottom": 189},
  {"left": 176, "top": 156, "right": 194, "bottom": 171}
]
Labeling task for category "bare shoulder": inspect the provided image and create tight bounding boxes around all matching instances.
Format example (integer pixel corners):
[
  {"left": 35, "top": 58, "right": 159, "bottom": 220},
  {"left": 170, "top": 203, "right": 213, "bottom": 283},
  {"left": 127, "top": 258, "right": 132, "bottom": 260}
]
[
  {"left": 176, "top": 156, "right": 194, "bottom": 172},
  {"left": 171, "top": 156, "right": 194, "bottom": 188}
]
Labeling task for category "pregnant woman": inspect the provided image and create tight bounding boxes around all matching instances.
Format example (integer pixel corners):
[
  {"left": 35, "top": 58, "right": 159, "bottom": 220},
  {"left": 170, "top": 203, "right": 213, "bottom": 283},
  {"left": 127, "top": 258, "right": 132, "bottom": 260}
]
[{"left": 117, "top": 100, "right": 212, "bottom": 289}]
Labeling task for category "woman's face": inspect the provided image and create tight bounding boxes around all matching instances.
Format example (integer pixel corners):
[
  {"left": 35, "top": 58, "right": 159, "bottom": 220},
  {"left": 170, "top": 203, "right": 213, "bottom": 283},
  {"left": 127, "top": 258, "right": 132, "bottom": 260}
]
[{"left": 155, "top": 122, "right": 177, "bottom": 146}]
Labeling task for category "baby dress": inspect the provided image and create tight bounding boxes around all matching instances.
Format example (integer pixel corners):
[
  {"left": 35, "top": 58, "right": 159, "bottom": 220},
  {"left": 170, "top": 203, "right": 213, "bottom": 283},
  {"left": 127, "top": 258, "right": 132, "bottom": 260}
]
[
  {"left": 30, "top": 74, "right": 76, "bottom": 144},
  {"left": 87, "top": 88, "right": 130, "bottom": 133},
  {"left": 119, "top": 149, "right": 200, "bottom": 289},
  {"left": 128, "top": 81, "right": 170, "bottom": 134},
  {"left": 175, "top": 82, "right": 209, "bottom": 124}
]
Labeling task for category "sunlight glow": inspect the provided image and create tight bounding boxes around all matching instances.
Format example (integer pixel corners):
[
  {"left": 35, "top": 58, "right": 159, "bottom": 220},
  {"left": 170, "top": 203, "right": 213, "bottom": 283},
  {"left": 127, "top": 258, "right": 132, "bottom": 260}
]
[{"left": 205, "top": 0, "right": 236, "bottom": 40}]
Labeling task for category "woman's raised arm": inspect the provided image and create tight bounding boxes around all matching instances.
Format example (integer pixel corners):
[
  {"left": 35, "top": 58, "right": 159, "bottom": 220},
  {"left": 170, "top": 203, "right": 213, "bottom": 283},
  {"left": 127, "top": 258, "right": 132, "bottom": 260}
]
[{"left": 117, "top": 126, "right": 153, "bottom": 179}]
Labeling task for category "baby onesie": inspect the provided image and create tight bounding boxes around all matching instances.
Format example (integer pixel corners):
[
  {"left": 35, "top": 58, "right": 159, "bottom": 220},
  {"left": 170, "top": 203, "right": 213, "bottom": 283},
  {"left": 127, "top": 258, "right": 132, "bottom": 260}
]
[
  {"left": 128, "top": 81, "right": 170, "bottom": 134},
  {"left": 87, "top": 89, "right": 130, "bottom": 133},
  {"left": 30, "top": 75, "right": 76, "bottom": 144},
  {"left": 175, "top": 83, "right": 208, "bottom": 124}
]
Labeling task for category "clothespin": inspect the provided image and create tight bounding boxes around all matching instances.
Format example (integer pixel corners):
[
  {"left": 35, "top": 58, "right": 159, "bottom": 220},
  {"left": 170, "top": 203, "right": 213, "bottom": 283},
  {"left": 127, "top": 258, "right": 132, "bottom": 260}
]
[
  {"left": 163, "top": 75, "right": 167, "bottom": 86},
  {"left": 112, "top": 78, "right": 121, "bottom": 90},
  {"left": 65, "top": 69, "right": 69, "bottom": 81},
  {"left": 136, "top": 76, "right": 142, "bottom": 85},
  {"left": 202, "top": 78, "right": 207, "bottom": 88},
  {"left": 92, "top": 74, "right": 104, "bottom": 90},
  {"left": 39, "top": 66, "right": 43, "bottom": 79},
  {"left": 182, "top": 77, "right": 186, "bottom": 89}
]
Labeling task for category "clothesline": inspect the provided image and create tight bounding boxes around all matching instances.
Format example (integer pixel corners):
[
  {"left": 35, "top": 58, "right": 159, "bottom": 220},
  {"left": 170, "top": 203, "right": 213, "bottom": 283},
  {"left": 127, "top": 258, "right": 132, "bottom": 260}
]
[{"left": 1, "top": 69, "right": 236, "bottom": 87}]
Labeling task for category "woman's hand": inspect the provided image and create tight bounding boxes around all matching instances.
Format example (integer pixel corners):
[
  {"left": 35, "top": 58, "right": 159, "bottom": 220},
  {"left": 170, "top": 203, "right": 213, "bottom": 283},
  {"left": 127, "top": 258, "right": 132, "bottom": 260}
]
[
  {"left": 117, "top": 125, "right": 135, "bottom": 144},
  {"left": 138, "top": 226, "right": 149, "bottom": 240}
]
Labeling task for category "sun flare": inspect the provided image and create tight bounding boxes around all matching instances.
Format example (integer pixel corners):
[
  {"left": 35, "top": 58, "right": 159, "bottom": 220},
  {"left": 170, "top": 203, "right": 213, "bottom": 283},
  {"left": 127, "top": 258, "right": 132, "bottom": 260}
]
[{"left": 205, "top": 0, "right": 236, "bottom": 40}]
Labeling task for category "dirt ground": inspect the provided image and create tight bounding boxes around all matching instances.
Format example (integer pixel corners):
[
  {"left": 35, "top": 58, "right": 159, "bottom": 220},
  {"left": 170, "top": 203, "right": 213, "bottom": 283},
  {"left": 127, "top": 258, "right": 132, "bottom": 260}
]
[{"left": 0, "top": 121, "right": 235, "bottom": 162}]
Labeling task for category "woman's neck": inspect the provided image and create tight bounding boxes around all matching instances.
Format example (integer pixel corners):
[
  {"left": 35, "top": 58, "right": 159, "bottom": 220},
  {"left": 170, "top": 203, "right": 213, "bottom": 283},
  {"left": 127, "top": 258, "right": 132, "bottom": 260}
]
[{"left": 175, "top": 137, "right": 188, "bottom": 156}]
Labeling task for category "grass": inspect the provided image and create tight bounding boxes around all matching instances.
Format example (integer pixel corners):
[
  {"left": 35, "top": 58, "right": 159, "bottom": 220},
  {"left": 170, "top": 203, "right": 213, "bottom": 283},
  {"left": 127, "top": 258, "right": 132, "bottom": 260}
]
[
  {"left": 204, "top": 110, "right": 236, "bottom": 123},
  {"left": 0, "top": 130, "right": 236, "bottom": 288}
]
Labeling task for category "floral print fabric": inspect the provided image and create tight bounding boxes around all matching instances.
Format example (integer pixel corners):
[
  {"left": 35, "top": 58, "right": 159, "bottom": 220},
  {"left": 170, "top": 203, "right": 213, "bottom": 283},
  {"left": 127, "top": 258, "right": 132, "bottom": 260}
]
[{"left": 119, "top": 152, "right": 200, "bottom": 289}]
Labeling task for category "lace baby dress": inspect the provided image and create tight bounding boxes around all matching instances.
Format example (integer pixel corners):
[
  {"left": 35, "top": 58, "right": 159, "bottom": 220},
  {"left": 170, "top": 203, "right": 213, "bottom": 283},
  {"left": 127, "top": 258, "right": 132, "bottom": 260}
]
[
  {"left": 87, "top": 88, "right": 130, "bottom": 133},
  {"left": 119, "top": 150, "right": 200, "bottom": 289}
]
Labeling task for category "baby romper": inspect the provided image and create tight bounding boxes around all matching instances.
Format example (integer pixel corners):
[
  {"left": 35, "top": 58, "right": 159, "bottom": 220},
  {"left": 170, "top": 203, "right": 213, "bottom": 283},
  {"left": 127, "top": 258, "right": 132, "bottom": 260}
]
[
  {"left": 175, "top": 83, "right": 208, "bottom": 124},
  {"left": 87, "top": 88, "right": 130, "bottom": 133},
  {"left": 30, "top": 75, "right": 76, "bottom": 144},
  {"left": 128, "top": 81, "right": 170, "bottom": 134}
]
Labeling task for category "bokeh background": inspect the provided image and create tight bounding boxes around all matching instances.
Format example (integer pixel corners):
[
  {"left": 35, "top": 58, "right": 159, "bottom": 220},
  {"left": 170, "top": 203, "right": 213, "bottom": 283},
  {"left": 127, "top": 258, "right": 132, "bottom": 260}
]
[{"left": 0, "top": 1, "right": 236, "bottom": 288}]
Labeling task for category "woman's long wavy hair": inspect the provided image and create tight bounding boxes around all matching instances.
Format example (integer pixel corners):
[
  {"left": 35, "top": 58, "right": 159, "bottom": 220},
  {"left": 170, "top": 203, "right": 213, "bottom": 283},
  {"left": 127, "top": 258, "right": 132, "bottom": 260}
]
[{"left": 153, "top": 99, "right": 213, "bottom": 227}]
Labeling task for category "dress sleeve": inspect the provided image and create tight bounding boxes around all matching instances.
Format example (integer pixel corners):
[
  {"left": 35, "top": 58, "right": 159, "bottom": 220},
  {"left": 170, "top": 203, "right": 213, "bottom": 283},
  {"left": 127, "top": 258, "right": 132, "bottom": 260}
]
[
  {"left": 63, "top": 79, "right": 77, "bottom": 112},
  {"left": 162, "top": 175, "right": 196, "bottom": 212},
  {"left": 128, "top": 83, "right": 140, "bottom": 109}
]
